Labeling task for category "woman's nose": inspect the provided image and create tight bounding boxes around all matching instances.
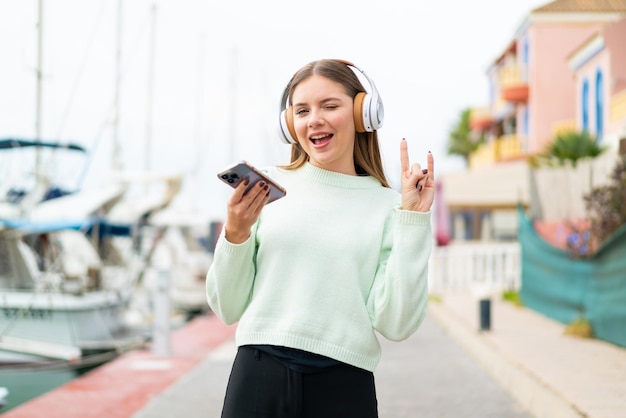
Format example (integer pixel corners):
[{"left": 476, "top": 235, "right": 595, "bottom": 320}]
[{"left": 307, "top": 108, "right": 324, "bottom": 127}]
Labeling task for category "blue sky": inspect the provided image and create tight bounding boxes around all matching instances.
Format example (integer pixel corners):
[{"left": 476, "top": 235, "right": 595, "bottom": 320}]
[{"left": 0, "top": 0, "right": 548, "bottom": 219}]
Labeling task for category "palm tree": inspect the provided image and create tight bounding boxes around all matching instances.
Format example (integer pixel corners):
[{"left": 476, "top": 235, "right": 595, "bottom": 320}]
[{"left": 446, "top": 108, "right": 483, "bottom": 166}]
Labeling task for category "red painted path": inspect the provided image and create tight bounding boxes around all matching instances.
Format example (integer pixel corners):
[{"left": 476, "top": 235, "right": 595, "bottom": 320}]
[{"left": 3, "top": 314, "right": 236, "bottom": 418}]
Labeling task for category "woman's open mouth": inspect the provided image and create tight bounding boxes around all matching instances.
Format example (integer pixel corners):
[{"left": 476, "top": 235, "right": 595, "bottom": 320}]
[{"left": 310, "top": 133, "right": 333, "bottom": 147}]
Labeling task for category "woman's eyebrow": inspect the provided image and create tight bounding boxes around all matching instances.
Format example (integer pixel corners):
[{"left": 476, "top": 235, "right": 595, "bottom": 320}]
[{"left": 293, "top": 97, "right": 342, "bottom": 107}]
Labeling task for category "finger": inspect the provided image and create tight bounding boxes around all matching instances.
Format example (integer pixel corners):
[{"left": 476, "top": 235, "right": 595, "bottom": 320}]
[
  {"left": 411, "top": 163, "right": 426, "bottom": 189},
  {"left": 245, "top": 181, "right": 267, "bottom": 203},
  {"left": 410, "top": 162, "right": 423, "bottom": 176},
  {"left": 400, "top": 138, "right": 410, "bottom": 175},
  {"left": 231, "top": 179, "right": 250, "bottom": 202},
  {"left": 427, "top": 151, "right": 434, "bottom": 180},
  {"left": 249, "top": 184, "right": 270, "bottom": 214}
]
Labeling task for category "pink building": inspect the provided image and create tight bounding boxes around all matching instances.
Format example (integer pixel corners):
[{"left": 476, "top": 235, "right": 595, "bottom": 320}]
[
  {"left": 568, "top": 17, "right": 626, "bottom": 147},
  {"left": 441, "top": 0, "right": 626, "bottom": 242},
  {"left": 473, "top": 0, "right": 626, "bottom": 165}
]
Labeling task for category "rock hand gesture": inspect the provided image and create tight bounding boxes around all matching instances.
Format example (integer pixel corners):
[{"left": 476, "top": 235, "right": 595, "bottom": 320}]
[{"left": 400, "top": 138, "right": 435, "bottom": 213}]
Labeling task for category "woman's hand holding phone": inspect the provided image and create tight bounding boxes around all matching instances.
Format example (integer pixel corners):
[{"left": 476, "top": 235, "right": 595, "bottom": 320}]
[
  {"left": 225, "top": 179, "right": 269, "bottom": 243},
  {"left": 217, "top": 161, "right": 286, "bottom": 244}
]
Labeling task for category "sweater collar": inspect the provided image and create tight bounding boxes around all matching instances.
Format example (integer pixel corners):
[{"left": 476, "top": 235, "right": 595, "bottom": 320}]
[{"left": 301, "top": 162, "right": 382, "bottom": 189}]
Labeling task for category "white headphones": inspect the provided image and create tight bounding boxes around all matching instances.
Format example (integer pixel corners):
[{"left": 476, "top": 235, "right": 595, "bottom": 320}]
[{"left": 278, "top": 59, "right": 384, "bottom": 145}]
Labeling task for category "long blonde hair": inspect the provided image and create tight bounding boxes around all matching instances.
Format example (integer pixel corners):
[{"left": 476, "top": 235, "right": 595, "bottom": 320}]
[{"left": 278, "top": 59, "right": 390, "bottom": 188}]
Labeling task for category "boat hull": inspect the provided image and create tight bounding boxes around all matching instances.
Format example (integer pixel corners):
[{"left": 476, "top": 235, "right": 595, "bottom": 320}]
[{"left": 0, "top": 290, "right": 142, "bottom": 364}]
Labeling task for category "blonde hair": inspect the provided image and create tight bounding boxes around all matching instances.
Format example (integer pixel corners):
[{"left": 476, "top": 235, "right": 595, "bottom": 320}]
[{"left": 278, "top": 59, "right": 390, "bottom": 188}]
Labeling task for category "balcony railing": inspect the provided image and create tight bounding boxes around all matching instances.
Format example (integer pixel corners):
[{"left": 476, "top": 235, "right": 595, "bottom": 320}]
[
  {"left": 469, "top": 141, "right": 496, "bottom": 167},
  {"left": 498, "top": 134, "right": 522, "bottom": 160},
  {"left": 470, "top": 107, "right": 494, "bottom": 130},
  {"left": 500, "top": 64, "right": 528, "bottom": 86},
  {"left": 469, "top": 135, "right": 524, "bottom": 168},
  {"left": 500, "top": 64, "right": 529, "bottom": 102}
]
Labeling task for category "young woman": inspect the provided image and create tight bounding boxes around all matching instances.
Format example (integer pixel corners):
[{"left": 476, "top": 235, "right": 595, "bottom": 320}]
[{"left": 206, "top": 59, "right": 434, "bottom": 417}]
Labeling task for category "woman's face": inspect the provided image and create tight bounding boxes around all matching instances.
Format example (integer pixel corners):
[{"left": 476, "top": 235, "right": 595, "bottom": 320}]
[{"left": 291, "top": 75, "right": 357, "bottom": 175}]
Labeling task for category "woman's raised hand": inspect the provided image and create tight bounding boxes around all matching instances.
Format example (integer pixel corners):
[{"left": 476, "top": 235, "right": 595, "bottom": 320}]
[
  {"left": 224, "top": 180, "right": 270, "bottom": 244},
  {"left": 400, "top": 138, "right": 435, "bottom": 213}
]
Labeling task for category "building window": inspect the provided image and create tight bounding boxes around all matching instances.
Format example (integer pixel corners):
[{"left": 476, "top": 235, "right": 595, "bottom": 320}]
[
  {"left": 523, "top": 106, "right": 529, "bottom": 137},
  {"left": 582, "top": 79, "right": 589, "bottom": 132},
  {"left": 596, "top": 69, "right": 604, "bottom": 141},
  {"left": 522, "top": 37, "right": 529, "bottom": 81}
]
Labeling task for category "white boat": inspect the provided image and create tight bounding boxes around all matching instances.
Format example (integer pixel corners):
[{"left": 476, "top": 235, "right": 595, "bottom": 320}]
[
  {"left": 102, "top": 174, "right": 213, "bottom": 317},
  {"left": 0, "top": 185, "right": 146, "bottom": 367},
  {"left": 147, "top": 208, "right": 214, "bottom": 313}
]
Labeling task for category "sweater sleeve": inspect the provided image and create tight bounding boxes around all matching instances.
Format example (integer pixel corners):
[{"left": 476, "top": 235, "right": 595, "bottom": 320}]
[
  {"left": 205, "top": 226, "right": 258, "bottom": 325},
  {"left": 367, "top": 209, "right": 432, "bottom": 341}
]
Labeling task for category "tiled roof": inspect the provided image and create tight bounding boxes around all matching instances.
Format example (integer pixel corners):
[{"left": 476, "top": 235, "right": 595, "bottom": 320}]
[{"left": 533, "top": 0, "right": 626, "bottom": 13}]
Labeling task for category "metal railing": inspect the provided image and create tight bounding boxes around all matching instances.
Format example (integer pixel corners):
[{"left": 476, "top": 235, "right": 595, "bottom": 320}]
[{"left": 429, "top": 242, "right": 521, "bottom": 294}]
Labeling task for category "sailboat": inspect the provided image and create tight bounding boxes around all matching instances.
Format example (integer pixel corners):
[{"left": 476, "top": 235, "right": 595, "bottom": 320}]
[
  {"left": 0, "top": 138, "right": 147, "bottom": 367},
  {"left": 0, "top": 3, "right": 190, "bottom": 413}
]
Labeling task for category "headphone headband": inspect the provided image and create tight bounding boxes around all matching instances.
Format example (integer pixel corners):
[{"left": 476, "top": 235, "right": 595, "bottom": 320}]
[{"left": 278, "top": 59, "right": 384, "bottom": 144}]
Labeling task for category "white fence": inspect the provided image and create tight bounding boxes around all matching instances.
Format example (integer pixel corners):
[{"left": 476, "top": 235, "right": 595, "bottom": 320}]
[{"left": 428, "top": 242, "right": 521, "bottom": 295}]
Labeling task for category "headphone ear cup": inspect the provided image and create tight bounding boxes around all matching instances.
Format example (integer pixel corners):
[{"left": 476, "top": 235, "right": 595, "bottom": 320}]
[
  {"left": 357, "top": 91, "right": 383, "bottom": 132},
  {"left": 279, "top": 107, "right": 298, "bottom": 144},
  {"left": 353, "top": 92, "right": 367, "bottom": 133}
]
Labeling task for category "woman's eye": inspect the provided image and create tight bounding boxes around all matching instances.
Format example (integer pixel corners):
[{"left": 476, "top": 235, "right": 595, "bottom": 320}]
[
  {"left": 325, "top": 104, "right": 338, "bottom": 110},
  {"left": 295, "top": 109, "right": 308, "bottom": 115}
]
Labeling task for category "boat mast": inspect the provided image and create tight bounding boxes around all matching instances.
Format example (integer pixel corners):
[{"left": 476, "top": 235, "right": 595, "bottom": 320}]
[
  {"left": 228, "top": 47, "right": 238, "bottom": 162},
  {"left": 112, "top": 0, "right": 123, "bottom": 171},
  {"left": 191, "top": 33, "right": 206, "bottom": 212},
  {"left": 35, "top": 0, "right": 43, "bottom": 180},
  {"left": 144, "top": 2, "right": 157, "bottom": 177}
]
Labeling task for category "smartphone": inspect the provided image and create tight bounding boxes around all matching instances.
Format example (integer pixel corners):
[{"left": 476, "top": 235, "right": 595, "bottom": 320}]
[{"left": 217, "top": 160, "right": 287, "bottom": 204}]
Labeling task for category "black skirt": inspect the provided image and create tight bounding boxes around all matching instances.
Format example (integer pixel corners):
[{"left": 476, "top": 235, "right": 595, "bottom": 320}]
[{"left": 221, "top": 345, "right": 379, "bottom": 418}]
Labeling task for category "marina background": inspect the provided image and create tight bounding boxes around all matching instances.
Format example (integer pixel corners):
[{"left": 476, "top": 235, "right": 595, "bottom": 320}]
[
  {"left": 2, "top": 1, "right": 626, "bottom": 415},
  {"left": 0, "top": 0, "right": 546, "bottom": 222}
]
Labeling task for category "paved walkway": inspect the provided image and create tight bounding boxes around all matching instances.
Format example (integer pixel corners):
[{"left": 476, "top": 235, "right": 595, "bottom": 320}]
[
  {"left": 4, "top": 291, "right": 626, "bottom": 417},
  {"left": 131, "top": 315, "right": 531, "bottom": 418},
  {"left": 429, "top": 291, "right": 626, "bottom": 418}
]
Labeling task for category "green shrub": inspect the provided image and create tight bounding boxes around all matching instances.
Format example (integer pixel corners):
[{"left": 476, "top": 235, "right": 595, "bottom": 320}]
[
  {"left": 564, "top": 318, "right": 593, "bottom": 338},
  {"left": 502, "top": 290, "right": 523, "bottom": 307},
  {"left": 529, "top": 130, "right": 607, "bottom": 168}
]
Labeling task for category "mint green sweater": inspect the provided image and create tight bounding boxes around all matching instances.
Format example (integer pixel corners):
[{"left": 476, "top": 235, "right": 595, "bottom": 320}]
[{"left": 206, "top": 163, "right": 432, "bottom": 372}]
